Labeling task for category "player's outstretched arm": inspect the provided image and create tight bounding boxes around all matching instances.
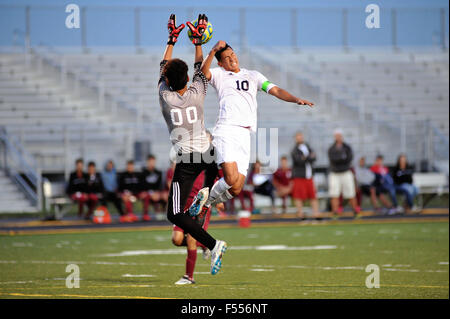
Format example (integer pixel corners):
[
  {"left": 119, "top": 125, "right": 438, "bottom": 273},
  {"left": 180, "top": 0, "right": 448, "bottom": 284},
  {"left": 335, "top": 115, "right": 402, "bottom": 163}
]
[
  {"left": 268, "top": 86, "right": 314, "bottom": 107},
  {"left": 162, "top": 14, "right": 185, "bottom": 61},
  {"left": 201, "top": 40, "right": 227, "bottom": 80}
]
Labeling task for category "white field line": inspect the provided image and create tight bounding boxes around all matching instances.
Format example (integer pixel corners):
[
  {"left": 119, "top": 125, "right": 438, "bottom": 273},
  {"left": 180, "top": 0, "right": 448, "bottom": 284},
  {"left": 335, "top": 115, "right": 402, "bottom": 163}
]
[
  {"left": 99, "top": 245, "right": 338, "bottom": 257},
  {"left": 51, "top": 278, "right": 84, "bottom": 281},
  {"left": 122, "top": 274, "right": 156, "bottom": 278},
  {"left": 0, "top": 260, "right": 447, "bottom": 275},
  {"left": 0, "top": 281, "right": 33, "bottom": 285}
]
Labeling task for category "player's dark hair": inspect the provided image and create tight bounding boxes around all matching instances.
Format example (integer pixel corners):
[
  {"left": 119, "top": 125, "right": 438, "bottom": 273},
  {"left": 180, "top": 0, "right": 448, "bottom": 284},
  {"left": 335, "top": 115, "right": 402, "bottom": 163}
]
[
  {"left": 147, "top": 154, "right": 156, "bottom": 161},
  {"left": 127, "top": 160, "right": 134, "bottom": 165},
  {"left": 163, "top": 58, "right": 188, "bottom": 91},
  {"left": 215, "top": 43, "right": 232, "bottom": 62},
  {"left": 280, "top": 155, "right": 288, "bottom": 160},
  {"left": 376, "top": 154, "right": 384, "bottom": 160},
  {"left": 75, "top": 158, "right": 83, "bottom": 165},
  {"left": 88, "top": 161, "right": 96, "bottom": 167}
]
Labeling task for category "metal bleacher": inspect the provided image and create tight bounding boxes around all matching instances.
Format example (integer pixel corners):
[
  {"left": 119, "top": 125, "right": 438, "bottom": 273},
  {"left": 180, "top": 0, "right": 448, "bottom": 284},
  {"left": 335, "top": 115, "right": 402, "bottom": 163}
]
[
  {"left": 0, "top": 52, "right": 140, "bottom": 174},
  {"left": 0, "top": 47, "right": 448, "bottom": 212},
  {"left": 1, "top": 47, "right": 449, "bottom": 175}
]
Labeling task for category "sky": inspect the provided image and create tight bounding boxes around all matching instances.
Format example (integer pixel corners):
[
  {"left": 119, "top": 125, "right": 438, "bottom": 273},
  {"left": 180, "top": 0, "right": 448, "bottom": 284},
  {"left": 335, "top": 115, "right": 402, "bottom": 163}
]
[{"left": 0, "top": 0, "right": 448, "bottom": 49}]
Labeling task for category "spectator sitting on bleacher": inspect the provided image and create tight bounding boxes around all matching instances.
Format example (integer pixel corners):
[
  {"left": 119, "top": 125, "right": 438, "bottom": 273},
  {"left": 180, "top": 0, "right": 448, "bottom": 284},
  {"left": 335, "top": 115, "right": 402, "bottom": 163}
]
[
  {"left": 370, "top": 155, "right": 403, "bottom": 215},
  {"left": 291, "top": 132, "right": 320, "bottom": 219},
  {"left": 85, "top": 161, "right": 105, "bottom": 220},
  {"left": 272, "top": 155, "right": 293, "bottom": 214},
  {"left": 328, "top": 128, "right": 360, "bottom": 218},
  {"left": 140, "top": 154, "right": 166, "bottom": 219},
  {"left": 66, "top": 158, "right": 88, "bottom": 218},
  {"left": 354, "top": 156, "right": 389, "bottom": 213},
  {"left": 393, "top": 154, "right": 419, "bottom": 214},
  {"left": 118, "top": 160, "right": 142, "bottom": 221},
  {"left": 248, "top": 160, "right": 276, "bottom": 214},
  {"left": 102, "top": 160, "right": 130, "bottom": 222}
]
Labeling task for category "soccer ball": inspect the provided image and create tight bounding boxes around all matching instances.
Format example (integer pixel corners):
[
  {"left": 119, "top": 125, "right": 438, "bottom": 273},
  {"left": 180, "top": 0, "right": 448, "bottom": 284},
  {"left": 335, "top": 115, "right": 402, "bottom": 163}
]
[{"left": 187, "top": 19, "right": 213, "bottom": 44}]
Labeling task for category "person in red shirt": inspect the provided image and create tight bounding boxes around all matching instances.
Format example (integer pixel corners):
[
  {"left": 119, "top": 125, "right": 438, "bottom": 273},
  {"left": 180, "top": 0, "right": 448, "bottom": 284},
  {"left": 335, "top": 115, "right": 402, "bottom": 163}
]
[
  {"left": 272, "top": 156, "right": 293, "bottom": 213},
  {"left": 171, "top": 171, "right": 224, "bottom": 285}
]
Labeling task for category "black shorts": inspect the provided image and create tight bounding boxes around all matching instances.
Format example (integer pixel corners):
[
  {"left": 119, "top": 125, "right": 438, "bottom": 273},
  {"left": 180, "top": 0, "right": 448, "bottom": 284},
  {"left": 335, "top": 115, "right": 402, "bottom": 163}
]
[{"left": 167, "top": 149, "right": 218, "bottom": 218}]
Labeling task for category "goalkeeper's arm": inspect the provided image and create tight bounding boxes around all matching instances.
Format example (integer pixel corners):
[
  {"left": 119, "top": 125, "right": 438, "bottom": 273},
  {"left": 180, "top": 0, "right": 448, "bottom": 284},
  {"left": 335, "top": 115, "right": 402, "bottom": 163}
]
[{"left": 162, "top": 14, "right": 185, "bottom": 62}]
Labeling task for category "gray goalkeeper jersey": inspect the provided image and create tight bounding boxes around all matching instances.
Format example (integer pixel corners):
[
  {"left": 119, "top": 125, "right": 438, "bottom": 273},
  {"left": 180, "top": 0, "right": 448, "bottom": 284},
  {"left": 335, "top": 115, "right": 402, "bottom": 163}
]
[{"left": 158, "top": 60, "right": 210, "bottom": 154}]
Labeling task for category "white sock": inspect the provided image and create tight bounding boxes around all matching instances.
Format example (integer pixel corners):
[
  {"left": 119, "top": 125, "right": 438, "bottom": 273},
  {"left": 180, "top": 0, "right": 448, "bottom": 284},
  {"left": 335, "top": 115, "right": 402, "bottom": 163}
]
[
  {"left": 210, "top": 189, "right": 234, "bottom": 206},
  {"left": 205, "top": 177, "right": 231, "bottom": 206}
]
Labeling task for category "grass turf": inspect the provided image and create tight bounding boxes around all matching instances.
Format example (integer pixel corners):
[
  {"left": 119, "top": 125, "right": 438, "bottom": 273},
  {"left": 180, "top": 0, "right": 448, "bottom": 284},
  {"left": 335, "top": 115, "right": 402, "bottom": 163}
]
[{"left": 0, "top": 220, "right": 448, "bottom": 299}]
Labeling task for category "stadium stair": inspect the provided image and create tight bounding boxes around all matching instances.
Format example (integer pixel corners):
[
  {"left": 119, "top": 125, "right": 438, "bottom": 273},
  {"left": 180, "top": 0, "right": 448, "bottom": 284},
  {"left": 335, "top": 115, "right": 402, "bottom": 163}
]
[{"left": 0, "top": 169, "right": 37, "bottom": 213}]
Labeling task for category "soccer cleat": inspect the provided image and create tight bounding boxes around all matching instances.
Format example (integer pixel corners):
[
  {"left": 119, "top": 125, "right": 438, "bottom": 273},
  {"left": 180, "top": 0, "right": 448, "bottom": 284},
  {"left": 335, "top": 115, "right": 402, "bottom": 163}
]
[
  {"left": 195, "top": 205, "right": 210, "bottom": 227},
  {"left": 210, "top": 240, "right": 227, "bottom": 275},
  {"left": 202, "top": 247, "right": 211, "bottom": 260},
  {"left": 174, "top": 275, "right": 195, "bottom": 285},
  {"left": 188, "top": 187, "right": 209, "bottom": 217},
  {"left": 142, "top": 213, "right": 151, "bottom": 221}
]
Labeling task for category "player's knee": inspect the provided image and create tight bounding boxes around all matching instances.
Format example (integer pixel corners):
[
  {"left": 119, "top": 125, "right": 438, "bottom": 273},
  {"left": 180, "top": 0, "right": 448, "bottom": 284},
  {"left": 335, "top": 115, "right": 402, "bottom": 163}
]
[
  {"left": 172, "top": 235, "right": 183, "bottom": 246},
  {"left": 224, "top": 172, "right": 238, "bottom": 186},
  {"left": 229, "top": 183, "right": 243, "bottom": 196}
]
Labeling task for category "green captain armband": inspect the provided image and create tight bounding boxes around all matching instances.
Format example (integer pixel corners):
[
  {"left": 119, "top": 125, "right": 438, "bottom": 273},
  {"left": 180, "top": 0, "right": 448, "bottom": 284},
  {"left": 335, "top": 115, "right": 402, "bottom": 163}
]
[{"left": 261, "top": 80, "right": 274, "bottom": 93}]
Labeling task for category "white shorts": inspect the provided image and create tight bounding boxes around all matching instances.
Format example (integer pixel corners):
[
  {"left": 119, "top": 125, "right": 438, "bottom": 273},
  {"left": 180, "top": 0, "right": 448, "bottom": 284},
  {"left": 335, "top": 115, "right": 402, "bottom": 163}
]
[
  {"left": 212, "top": 124, "right": 251, "bottom": 177},
  {"left": 328, "top": 170, "right": 356, "bottom": 199}
]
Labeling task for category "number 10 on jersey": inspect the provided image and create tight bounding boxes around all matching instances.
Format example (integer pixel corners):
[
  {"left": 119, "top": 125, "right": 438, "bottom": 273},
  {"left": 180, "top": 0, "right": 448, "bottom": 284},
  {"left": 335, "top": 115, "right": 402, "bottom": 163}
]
[{"left": 236, "top": 80, "right": 249, "bottom": 91}]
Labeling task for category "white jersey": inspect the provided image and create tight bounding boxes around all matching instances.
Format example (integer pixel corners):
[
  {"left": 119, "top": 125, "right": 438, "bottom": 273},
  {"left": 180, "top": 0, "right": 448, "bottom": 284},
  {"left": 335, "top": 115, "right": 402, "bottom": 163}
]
[{"left": 209, "top": 67, "right": 276, "bottom": 132}]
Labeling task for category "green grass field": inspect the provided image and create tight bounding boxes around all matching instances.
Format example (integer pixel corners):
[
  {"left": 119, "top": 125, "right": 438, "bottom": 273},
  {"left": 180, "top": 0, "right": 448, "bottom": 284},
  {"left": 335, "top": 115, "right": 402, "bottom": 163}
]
[{"left": 0, "top": 220, "right": 448, "bottom": 299}]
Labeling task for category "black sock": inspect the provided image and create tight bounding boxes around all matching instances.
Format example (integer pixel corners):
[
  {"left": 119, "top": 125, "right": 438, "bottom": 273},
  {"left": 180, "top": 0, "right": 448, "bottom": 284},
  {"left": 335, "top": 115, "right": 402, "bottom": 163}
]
[{"left": 168, "top": 212, "right": 216, "bottom": 251}]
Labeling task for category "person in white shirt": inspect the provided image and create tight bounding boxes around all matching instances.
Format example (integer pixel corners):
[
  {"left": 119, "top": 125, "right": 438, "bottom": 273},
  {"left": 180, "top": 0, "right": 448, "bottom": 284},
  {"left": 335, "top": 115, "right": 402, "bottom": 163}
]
[{"left": 189, "top": 40, "right": 314, "bottom": 217}]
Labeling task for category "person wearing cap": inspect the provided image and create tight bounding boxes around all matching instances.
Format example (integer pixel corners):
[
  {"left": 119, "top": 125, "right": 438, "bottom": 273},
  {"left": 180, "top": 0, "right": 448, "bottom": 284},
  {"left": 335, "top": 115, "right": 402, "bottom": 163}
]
[{"left": 327, "top": 129, "right": 360, "bottom": 218}]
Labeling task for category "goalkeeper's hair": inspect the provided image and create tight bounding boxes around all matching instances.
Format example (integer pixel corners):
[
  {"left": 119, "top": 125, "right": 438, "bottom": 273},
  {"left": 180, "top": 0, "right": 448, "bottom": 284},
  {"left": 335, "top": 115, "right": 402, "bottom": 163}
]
[
  {"left": 215, "top": 43, "right": 233, "bottom": 62},
  {"left": 163, "top": 58, "right": 188, "bottom": 91}
]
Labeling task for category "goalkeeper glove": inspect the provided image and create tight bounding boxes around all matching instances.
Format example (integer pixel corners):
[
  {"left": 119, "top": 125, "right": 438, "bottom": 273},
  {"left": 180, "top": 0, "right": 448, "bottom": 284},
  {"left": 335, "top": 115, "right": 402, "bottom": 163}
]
[
  {"left": 187, "top": 14, "right": 208, "bottom": 46},
  {"left": 167, "top": 14, "right": 185, "bottom": 45}
]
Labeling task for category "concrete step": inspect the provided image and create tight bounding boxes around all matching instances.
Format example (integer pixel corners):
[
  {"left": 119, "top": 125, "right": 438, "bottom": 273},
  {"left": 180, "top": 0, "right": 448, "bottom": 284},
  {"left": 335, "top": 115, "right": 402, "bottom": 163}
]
[
  {"left": 0, "top": 202, "right": 38, "bottom": 213},
  {"left": 0, "top": 191, "right": 28, "bottom": 200},
  {"left": 0, "top": 171, "right": 36, "bottom": 212}
]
